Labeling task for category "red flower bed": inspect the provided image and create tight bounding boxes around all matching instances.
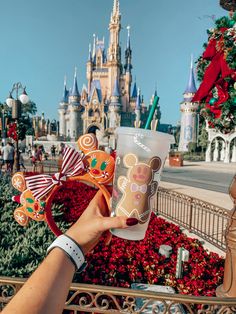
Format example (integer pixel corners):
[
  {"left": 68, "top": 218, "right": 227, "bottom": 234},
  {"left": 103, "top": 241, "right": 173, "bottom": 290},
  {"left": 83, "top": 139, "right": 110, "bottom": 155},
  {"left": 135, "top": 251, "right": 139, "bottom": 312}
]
[
  {"left": 53, "top": 182, "right": 224, "bottom": 297},
  {"left": 53, "top": 181, "right": 98, "bottom": 222}
]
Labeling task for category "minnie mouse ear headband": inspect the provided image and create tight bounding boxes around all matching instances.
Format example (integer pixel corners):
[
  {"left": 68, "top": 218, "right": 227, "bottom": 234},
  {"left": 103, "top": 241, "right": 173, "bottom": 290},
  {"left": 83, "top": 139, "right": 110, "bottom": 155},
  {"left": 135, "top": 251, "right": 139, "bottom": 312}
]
[{"left": 11, "top": 134, "right": 115, "bottom": 236}]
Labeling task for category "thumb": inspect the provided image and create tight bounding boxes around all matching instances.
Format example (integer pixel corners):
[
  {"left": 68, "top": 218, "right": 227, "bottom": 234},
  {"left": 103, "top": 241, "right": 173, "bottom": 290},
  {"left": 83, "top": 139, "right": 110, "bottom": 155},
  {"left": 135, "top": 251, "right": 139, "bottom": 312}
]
[{"left": 100, "top": 216, "right": 138, "bottom": 231}]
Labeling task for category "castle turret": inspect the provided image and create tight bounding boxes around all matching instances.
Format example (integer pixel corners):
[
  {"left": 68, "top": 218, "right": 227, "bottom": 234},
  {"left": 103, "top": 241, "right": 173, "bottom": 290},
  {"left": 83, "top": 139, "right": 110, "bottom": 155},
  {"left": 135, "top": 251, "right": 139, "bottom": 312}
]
[
  {"left": 124, "top": 25, "right": 132, "bottom": 73},
  {"left": 178, "top": 56, "right": 199, "bottom": 152},
  {"left": 124, "top": 25, "right": 132, "bottom": 110},
  {"left": 107, "top": 0, "right": 121, "bottom": 100},
  {"left": 108, "top": 0, "right": 121, "bottom": 63},
  {"left": 86, "top": 43, "right": 93, "bottom": 95},
  {"left": 68, "top": 68, "right": 81, "bottom": 140},
  {"left": 69, "top": 67, "right": 81, "bottom": 105},
  {"left": 58, "top": 76, "right": 68, "bottom": 137},
  {"left": 108, "top": 77, "right": 121, "bottom": 129},
  {"left": 134, "top": 88, "right": 141, "bottom": 128}
]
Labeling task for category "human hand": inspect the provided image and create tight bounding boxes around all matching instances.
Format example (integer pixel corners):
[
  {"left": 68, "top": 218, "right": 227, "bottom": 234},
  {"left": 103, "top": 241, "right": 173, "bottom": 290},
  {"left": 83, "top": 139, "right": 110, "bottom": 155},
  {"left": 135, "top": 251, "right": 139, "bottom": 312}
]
[{"left": 65, "top": 190, "right": 138, "bottom": 255}]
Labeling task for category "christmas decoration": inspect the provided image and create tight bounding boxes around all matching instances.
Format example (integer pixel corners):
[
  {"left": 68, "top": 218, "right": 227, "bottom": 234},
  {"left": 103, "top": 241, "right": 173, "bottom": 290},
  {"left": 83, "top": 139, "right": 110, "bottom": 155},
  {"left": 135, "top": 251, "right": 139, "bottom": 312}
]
[
  {"left": 7, "top": 122, "right": 18, "bottom": 141},
  {"left": 194, "top": 14, "right": 236, "bottom": 133},
  {"left": 11, "top": 134, "right": 114, "bottom": 236}
]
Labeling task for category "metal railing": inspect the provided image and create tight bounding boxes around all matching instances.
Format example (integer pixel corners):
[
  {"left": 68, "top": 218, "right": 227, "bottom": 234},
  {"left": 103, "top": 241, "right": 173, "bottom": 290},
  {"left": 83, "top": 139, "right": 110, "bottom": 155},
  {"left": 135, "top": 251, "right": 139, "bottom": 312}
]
[
  {"left": 151, "top": 187, "right": 231, "bottom": 252},
  {"left": 1, "top": 277, "right": 236, "bottom": 313}
]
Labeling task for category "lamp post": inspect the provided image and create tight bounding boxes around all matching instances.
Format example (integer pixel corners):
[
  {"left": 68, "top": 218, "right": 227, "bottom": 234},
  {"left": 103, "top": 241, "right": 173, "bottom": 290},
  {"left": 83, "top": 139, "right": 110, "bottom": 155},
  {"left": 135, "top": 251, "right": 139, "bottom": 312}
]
[
  {"left": 6, "top": 82, "right": 30, "bottom": 171},
  {"left": 1, "top": 108, "right": 8, "bottom": 146}
]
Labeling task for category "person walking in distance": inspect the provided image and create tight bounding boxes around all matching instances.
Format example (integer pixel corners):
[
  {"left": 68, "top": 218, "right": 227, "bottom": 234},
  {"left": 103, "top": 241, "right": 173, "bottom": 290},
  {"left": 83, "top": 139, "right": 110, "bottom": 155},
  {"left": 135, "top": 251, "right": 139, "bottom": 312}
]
[
  {"left": 1, "top": 142, "right": 14, "bottom": 173},
  {"left": 19, "top": 151, "right": 26, "bottom": 171}
]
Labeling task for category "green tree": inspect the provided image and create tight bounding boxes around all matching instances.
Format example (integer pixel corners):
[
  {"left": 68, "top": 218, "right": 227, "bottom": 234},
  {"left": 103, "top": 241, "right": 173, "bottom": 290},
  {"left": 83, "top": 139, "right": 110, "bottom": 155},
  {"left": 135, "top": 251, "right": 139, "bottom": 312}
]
[
  {"left": 198, "top": 127, "right": 208, "bottom": 152},
  {"left": 21, "top": 101, "right": 37, "bottom": 116},
  {"left": 188, "top": 142, "right": 197, "bottom": 154}
]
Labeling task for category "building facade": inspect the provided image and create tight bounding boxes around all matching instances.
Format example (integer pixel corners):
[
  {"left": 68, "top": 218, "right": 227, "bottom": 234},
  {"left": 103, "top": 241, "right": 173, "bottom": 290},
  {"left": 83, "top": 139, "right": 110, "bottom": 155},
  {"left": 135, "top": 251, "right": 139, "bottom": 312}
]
[
  {"left": 178, "top": 57, "right": 199, "bottom": 152},
  {"left": 58, "top": 0, "right": 151, "bottom": 143}
]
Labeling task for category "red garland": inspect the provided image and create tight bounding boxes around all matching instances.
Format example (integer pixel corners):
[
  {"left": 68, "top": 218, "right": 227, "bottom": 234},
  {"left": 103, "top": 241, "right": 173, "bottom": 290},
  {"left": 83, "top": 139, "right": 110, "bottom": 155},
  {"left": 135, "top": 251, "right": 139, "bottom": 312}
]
[
  {"left": 192, "top": 28, "right": 233, "bottom": 103},
  {"left": 7, "top": 122, "right": 17, "bottom": 141}
]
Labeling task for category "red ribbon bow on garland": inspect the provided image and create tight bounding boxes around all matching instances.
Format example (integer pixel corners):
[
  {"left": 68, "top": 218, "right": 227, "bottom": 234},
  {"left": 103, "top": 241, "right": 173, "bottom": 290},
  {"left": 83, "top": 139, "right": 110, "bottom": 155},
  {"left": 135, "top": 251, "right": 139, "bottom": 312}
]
[
  {"left": 205, "top": 80, "right": 229, "bottom": 118},
  {"left": 192, "top": 28, "right": 233, "bottom": 103},
  {"left": 26, "top": 146, "right": 84, "bottom": 200}
]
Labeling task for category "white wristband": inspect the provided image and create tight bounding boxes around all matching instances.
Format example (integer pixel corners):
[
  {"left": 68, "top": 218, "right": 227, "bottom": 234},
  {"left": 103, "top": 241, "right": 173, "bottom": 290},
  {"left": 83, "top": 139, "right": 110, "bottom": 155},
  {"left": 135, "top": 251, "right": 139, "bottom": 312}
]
[{"left": 47, "top": 234, "right": 87, "bottom": 272}]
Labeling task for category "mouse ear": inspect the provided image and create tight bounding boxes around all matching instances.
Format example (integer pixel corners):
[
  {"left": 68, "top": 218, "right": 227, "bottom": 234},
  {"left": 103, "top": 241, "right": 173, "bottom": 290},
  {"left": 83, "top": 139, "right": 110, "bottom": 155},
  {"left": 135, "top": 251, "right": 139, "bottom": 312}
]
[
  {"left": 123, "top": 153, "right": 138, "bottom": 167},
  {"left": 77, "top": 133, "right": 98, "bottom": 154},
  {"left": 12, "top": 172, "right": 27, "bottom": 192},
  {"left": 149, "top": 156, "right": 162, "bottom": 172}
]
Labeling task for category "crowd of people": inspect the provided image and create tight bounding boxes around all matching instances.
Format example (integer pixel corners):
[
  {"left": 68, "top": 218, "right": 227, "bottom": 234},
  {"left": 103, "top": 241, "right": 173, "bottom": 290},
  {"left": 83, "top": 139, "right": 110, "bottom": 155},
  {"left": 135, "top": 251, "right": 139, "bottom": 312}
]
[
  {"left": 0, "top": 142, "right": 66, "bottom": 174},
  {"left": 0, "top": 142, "right": 26, "bottom": 173}
]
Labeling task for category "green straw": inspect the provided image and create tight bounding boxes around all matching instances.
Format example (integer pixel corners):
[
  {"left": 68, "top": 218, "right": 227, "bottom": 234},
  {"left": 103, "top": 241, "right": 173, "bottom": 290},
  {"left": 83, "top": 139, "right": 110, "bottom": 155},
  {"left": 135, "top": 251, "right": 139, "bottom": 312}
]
[{"left": 144, "top": 95, "right": 160, "bottom": 130}]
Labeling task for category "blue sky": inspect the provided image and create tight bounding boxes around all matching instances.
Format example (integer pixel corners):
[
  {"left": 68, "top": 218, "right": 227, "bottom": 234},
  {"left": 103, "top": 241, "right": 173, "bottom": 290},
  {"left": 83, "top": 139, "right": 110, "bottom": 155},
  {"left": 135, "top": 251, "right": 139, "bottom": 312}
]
[{"left": 0, "top": 0, "right": 226, "bottom": 125}]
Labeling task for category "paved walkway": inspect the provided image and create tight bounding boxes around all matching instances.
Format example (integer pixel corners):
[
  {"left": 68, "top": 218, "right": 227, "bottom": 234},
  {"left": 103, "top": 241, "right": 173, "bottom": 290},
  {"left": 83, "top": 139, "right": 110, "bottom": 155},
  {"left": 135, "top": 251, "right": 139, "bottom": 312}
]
[
  {"left": 159, "top": 160, "right": 236, "bottom": 256},
  {"left": 162, "top": 160, "right": 234, "bottom": 210},
  {"left": 167, "top": 159, "right": 235, "bottom": 173}
]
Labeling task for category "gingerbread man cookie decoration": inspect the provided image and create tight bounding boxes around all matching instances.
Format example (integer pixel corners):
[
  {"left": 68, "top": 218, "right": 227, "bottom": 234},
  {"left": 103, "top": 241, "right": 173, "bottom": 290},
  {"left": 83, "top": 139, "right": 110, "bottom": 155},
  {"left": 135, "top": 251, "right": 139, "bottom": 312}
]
[
  {"left": 12, "top": 172, "right": 46, "bottom": 226},
  {"left": 116, "top": 154, "right": 161, "bottom": 223},
  {"left": 77, "top": 133, "right": 115, "bottom": 185}
]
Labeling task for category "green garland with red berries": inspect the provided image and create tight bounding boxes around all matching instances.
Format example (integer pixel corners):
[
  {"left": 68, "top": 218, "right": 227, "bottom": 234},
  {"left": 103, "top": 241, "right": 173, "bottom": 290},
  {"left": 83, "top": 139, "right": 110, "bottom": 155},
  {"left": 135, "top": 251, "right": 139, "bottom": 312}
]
[{"left": 195, "top": 15, "right": 236, "bottom": 133}]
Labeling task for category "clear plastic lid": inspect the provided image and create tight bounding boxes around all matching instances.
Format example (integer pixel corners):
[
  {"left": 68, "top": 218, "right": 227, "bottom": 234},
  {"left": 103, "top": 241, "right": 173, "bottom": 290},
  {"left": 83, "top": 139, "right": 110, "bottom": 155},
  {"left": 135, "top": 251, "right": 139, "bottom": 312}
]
[{"left": 115, "top": 127, "right": 175, "bottom": 144}]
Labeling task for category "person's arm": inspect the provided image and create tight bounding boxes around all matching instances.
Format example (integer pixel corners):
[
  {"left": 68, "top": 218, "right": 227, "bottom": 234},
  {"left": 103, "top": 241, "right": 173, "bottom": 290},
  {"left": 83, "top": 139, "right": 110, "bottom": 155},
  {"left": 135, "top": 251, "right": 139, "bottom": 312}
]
[{"left": 2, "top": 191, "right": 138, "bottom": 314}]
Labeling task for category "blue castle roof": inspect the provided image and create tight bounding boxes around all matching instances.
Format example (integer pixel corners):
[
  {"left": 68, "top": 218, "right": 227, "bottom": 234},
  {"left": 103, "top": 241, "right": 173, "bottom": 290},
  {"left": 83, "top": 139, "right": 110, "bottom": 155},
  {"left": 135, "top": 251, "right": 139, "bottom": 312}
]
[
  {"left": 112, "top": 78, "right": 120, "bottom": 97},
  {"left": 132, "top": 82, "right": 137, "bottom": 98},
  {"left": 89, "top": 79, "right": 102, "bottom": 102},
  {"left": 71, "top": 69, "right": 80, "bottom": 97},
  {"left": 135, "top": 89, "right": 141, "bottom": 110},
  {"left": 184, "top": 56, "right": 197, "bottom": 94},
  {"left": 61, "top": 78, "right": 69, "bottom": 103}
]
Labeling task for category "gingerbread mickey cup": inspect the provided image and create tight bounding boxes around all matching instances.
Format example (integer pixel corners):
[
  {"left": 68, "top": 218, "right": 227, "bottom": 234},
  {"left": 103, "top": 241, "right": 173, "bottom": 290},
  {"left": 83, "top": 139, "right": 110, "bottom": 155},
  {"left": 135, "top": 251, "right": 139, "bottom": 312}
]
[
  {"left": 116, "top": 153, "right": 162, "bottom": 223},
  {"left": 11, "top": 172, "right": 46, "bottom": 226}
]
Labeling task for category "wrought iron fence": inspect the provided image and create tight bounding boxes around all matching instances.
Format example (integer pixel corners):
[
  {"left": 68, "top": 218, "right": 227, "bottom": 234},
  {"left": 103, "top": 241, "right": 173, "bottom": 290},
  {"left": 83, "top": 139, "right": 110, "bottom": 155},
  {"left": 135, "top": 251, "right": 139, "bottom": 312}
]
[
  {"left": 1, "top": 277, "right": 236, "bottom": 313},
  {"left": 151, "top": 187, "right": 231, "bottom": 252}
]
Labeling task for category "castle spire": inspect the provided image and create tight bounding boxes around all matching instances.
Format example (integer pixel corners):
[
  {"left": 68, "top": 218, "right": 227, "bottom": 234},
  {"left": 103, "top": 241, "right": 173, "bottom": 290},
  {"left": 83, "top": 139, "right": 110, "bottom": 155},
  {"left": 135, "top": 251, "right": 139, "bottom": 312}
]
[
  {"left": 184, "top": 54, "right": 197, "bottom": 94},
  {"left": 61, "top": 75, "right": 68, "bottom": 103},
  {"left": 88, "top": 43, "right": 92, "bottom": 61},
  {"left": 131, "top": 81, "right": 137, "bottom": 98},
  {"left": 112, "top": 0, "right": 120, "bottom": 17},
  {"left": 112, "top": 77, "right": 120, "bottom": 97},
  {"left": 135, "top": 88, "right": 141, "bottom": 110},
  {"left": 71, "top": 67, "right": 80, "bottom": 97},
  {"left": 126, "top": 25, "right": 131, "bottom": 49},
  {"left": 92, "top": 34, "right": 96, "bottom": 58},
  {"left": 124, "top": 25, "right": 132, "bottom": 73}
]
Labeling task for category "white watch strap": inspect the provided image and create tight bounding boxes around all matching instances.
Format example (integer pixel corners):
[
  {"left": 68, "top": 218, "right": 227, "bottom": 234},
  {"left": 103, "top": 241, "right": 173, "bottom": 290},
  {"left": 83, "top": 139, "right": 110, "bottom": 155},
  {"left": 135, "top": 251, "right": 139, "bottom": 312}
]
[{"left": 47, "top": 234, "right": 86, "bottom": 272}]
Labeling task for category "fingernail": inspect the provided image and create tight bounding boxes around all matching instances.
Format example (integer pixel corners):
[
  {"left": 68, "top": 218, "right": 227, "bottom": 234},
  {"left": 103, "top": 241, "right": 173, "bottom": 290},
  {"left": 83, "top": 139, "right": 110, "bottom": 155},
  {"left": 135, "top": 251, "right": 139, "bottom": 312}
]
[{"left": 126, "top": 218, "right": 139, "bottom": 226}]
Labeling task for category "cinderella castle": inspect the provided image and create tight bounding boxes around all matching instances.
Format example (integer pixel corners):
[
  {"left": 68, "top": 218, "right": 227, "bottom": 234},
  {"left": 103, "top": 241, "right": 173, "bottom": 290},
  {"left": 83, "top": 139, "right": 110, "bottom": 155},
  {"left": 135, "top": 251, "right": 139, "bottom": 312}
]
[{"left": 58, "top": 0, "right": 161, "bottom": 145}]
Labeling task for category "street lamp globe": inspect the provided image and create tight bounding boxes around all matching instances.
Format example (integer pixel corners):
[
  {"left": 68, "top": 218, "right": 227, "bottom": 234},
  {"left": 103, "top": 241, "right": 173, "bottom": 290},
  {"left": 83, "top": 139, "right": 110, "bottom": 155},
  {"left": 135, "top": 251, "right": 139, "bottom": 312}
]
[
  {"left": 6, "top": 93, "right": 14, "bottom": 108},
  {"left": 19, "top": 88, "right": 29, "bottom": 104}
]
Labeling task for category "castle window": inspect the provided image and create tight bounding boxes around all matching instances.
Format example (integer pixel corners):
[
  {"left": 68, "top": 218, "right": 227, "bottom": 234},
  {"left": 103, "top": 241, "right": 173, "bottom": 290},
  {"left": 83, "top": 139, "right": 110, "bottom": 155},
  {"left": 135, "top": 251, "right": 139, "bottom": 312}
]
[
  {"left": 97, "top": 56, "right": 101, "bottom": 67},
  {"left": 95, "top": 109, "right": 100, "bottom": 118},
  {"left": 89, "top": 109, "right": 94, "bottom": 117}
]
